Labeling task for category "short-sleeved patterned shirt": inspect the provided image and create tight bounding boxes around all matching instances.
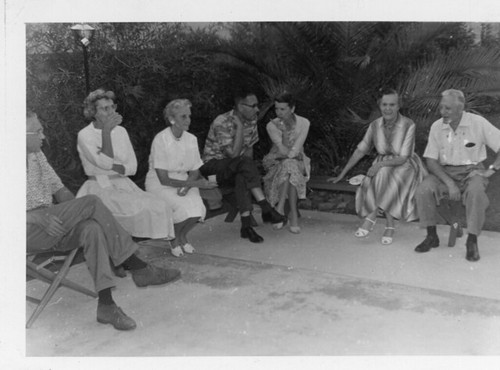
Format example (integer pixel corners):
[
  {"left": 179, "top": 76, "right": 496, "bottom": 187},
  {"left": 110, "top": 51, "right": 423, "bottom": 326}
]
[
  {"left": 202, "top": 110, "right": 259, "bottom": 162},
  {"left": 27, "top": 152, "right": 64, "bottom": 211}
]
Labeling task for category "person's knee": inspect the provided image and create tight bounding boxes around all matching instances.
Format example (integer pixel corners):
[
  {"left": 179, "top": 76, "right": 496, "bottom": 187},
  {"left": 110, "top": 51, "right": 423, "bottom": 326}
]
[
  {"left": 465, "top": 176, "right": 488, "bottom": 200},
  {"left": 79, "top": 194, "right": 103, "bottom": 208},
  {"left": 79, "top": 219, "right": 102, "bottom": 236},
  {"left": 238, "top": 156, "right": 258, "bottom": 171},
  {"left": 467, "top": 176, "right": 487, "bottom": 192}
]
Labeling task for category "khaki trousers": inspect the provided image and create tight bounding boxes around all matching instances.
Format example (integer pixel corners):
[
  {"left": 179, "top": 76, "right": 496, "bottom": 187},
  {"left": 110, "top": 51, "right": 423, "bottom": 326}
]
[
  {"left": 27, "top": 195, "right": 138, "bottom": 292},
  {"left": 415, "top": 164, "right": 489, "bottom": 235}
]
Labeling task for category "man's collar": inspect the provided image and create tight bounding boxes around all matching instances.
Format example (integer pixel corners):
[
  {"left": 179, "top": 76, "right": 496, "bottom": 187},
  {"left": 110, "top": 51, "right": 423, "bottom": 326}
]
[
  {"left": 441, "top": 112, "right": 470, "bottom": 129},
  {"left": 230, "top": 109, "right": 256, "bottom": 125}
]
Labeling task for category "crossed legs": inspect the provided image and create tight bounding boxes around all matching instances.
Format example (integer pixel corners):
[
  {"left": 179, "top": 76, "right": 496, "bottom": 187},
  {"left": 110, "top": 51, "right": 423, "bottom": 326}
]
[
  {"left": 200, "top": 157, "right": 286, "bottom": 243},
  {"left": 27, "top": 195, "right": 181, "bottom": 330}
]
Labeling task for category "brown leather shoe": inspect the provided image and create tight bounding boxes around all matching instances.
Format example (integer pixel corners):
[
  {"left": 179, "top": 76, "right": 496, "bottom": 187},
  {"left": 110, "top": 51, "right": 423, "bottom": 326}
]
[
  {"left": 414, "top": 235, "right": 439, "bottom": 253},
  {"left": 131, "top": 264, "right": 181, "bottom": 287},
  {"left": 97, "top": 303, "right": 136, "bottom": 331}
]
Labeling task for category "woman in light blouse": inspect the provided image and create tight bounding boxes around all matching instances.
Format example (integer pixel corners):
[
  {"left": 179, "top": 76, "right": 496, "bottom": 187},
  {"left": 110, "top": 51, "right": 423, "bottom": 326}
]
[
  {"left": 76, "top": 89, "right": 175, "bottom": 241},
  {"left": 263, "top": 92, "right": 311, "bottom": 234}
]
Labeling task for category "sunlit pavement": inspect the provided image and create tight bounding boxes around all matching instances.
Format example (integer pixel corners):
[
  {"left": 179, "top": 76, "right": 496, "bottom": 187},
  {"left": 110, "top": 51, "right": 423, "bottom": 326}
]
[{"left": 25, "top": 211, "right": 500, "bottom": 357}]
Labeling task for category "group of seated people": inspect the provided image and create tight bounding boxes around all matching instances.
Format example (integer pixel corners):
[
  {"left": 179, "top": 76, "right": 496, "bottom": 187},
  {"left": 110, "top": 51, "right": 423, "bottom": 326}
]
[{"left": 26, "top": 86, "right": 500, "bottom": 331}]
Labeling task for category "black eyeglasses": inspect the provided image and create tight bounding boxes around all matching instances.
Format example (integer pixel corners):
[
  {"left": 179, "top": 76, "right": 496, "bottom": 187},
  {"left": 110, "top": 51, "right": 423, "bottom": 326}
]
[{"left": 240, "top": 103, "right": 259, "bottom": 109}]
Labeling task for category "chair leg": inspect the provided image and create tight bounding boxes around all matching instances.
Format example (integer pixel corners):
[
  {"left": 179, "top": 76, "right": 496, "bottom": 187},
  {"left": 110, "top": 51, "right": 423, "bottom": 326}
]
[
  {"left": 27, "top": 262, "right": 97, "bottom": 298},
  {"left": 26, "top": 296, "right": 41, "bottom": 304},
  {"left": 26, "top": 249, "right": 96, "bottom": 328}
]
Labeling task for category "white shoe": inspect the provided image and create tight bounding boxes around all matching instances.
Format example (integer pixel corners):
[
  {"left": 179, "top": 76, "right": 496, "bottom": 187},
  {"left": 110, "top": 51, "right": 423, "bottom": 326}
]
[
  {"left": 182, "top": 243, "right": 195, "bottom": 254},
  {"left": 171, "top": 246, "right": 184, "bottom": 257},
  {"left": 354, "top": 217, "right": 376, "bottom": 238},
  {"left": 381, "top": 227, "right": 395, "bottom": 245}
]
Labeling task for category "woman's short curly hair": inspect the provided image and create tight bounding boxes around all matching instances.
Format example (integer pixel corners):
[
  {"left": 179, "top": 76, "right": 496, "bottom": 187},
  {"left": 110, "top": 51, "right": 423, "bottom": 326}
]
[
  {"left": 83, "top": 89, "right": 116, "bottom": 120},
  {"left": 163, "top": 99, "right": 192, "bottom": 124}
]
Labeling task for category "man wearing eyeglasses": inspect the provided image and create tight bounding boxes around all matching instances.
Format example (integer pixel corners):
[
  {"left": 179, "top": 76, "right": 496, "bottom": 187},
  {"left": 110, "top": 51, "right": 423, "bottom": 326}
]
[
  {"left": 200, "top": 90, "right": 286, "bottom": 243},
  {"left": 26, "top": 110, "right": 181, "bottom": 331},
  {"left": 414, "top": 89, "right": 500, "bottom": 261}
]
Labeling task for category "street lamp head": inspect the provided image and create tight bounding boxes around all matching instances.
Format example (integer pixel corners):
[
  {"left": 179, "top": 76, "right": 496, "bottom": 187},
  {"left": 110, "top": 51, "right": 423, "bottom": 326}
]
[{"left": 71, "top": 24, "right": 95, "bottom": 47}]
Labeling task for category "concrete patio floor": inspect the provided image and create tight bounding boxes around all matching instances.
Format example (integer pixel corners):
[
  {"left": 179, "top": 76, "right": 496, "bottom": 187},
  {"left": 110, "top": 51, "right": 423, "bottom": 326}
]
[{"left": 23, "top": 210, "right": 500, "bottom": 362}]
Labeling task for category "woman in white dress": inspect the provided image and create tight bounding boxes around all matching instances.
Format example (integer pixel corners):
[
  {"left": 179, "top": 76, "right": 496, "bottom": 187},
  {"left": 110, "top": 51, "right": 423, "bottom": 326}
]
[
  {"left": 76, "top": 89, "right": 175, "bottom": 240},
  {"left": 146, "top": 99, "right": 217, "bottom": 257}
]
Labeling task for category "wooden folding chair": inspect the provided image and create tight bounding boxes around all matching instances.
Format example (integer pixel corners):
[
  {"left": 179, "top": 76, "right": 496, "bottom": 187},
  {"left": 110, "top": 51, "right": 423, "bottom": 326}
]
[{"left": 26, "top": 248, "right": 97, "bottom": 328}]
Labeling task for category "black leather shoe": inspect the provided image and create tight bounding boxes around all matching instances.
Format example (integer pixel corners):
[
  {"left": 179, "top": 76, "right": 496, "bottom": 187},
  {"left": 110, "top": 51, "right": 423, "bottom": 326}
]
[
  {"left": 240, "top": 227, "right": 264, "bottom": 243},
  {"left": 465, "top": 240, "right": 480, "bottom": 262},
  {"left": 414, "top": 235, "right": 439, "bottom": 253},
  {"left": 262, "top": 208, "right": 286, "bottom": 225}
]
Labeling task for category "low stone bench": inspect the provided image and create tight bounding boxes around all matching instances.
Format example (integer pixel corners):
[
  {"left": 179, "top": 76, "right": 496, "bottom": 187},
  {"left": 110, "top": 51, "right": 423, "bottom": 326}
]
[{"left": 307, "top": 175, "right": 358, "bottom": 194}]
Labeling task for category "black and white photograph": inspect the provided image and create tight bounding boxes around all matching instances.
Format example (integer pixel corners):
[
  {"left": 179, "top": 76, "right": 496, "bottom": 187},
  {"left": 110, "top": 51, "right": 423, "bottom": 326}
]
[{"left": 2, "top": 0, "right": 500, "bottom": 368}]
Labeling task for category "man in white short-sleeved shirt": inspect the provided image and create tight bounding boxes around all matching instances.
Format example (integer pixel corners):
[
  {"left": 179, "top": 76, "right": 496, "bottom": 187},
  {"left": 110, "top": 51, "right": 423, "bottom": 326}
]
[{"left": 415, "top": 89, "right": 500, "bottom": 261}]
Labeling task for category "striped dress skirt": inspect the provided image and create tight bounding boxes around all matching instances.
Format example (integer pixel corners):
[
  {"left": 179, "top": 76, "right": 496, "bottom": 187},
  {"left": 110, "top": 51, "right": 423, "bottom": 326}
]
[{"left": 355, "top": 153, "right": 427, "bottom": 221}]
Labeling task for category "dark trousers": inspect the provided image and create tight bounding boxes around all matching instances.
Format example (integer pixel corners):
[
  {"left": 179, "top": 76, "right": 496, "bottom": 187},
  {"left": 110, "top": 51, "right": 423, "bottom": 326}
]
[{"left": 199, "top": 157, "right": 262, "bottom": 214}]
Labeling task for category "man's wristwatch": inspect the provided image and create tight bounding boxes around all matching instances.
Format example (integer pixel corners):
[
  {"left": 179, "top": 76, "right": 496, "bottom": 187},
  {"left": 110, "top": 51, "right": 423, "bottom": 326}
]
[{"left": 488, "top": 164, "right": 498, "bottom": 172}]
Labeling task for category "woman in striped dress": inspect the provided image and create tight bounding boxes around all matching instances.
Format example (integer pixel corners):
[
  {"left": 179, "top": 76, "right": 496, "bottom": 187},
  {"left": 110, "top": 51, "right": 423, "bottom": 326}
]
[{"left": 328, "top": 88, "right": 427, "bottom": 244}]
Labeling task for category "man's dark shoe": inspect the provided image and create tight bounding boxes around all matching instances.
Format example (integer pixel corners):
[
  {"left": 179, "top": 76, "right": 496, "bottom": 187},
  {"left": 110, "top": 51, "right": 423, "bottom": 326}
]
[
  {"left": 466, "top": 240, "right": 480, "bottom": 262},
  {"left": 97, "top": 303, "right": 136, "bottom": 331},
  {"left": 131, "top": 264, "right": 181, "bottom": 287},
  {"left": 414, "top": 235, "right": 439, "bottom": 253},
  {"left": 262, "top": 208, "right": 287, "bottom": 225},
  {"left": 240, "top": 226, "right": 264, "bottom": 243}
]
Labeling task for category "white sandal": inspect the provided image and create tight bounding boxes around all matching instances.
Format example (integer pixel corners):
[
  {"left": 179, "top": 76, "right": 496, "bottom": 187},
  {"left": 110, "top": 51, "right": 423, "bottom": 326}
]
[
  {"left": 354, "top": 218, "right": 376, "bottom": 238},
  {"left": 381, "top": 227, "right": 395, "bottom": 245},
  {"left": 182, "top": 243, "right": 195, "bottom": 254},
  {"left": 171, "top": 246, "right": 184, "bottom": 257}
]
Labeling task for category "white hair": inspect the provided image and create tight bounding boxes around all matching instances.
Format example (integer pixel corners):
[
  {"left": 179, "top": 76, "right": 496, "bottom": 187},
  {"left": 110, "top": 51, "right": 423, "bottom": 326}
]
[{"left": 441, "top": 89, "right": 465, "bottom": 109}]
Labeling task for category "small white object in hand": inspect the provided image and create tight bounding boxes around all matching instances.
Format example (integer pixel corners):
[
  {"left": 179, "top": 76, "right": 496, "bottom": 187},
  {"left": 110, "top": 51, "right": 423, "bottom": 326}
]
[{"left": 348, "top": 174, "right": 366, "bottom": 186}]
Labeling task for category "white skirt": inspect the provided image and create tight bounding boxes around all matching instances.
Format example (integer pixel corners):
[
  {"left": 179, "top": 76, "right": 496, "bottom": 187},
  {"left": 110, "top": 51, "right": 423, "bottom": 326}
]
[
  {"left": 76, "top": 176, "right": 175, "bottom": 239},
  {"left": 145, "top": 170, "right": 206, "bottom": 223}
]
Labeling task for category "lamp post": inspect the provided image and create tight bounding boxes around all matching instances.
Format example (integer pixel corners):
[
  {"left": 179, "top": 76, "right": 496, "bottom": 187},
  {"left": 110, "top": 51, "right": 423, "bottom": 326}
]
[{"left": 71, "top": 24, "right": 95, "bottom": 95}]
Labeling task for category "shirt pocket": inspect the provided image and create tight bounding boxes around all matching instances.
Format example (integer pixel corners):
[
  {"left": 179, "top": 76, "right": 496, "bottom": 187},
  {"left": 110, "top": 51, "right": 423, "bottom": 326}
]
[{"left": 463, "top": 141, "right": 480, "bottom": 163}]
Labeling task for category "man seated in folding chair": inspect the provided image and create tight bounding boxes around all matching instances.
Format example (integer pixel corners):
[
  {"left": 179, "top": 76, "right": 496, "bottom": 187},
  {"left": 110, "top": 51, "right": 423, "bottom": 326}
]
[{"left": 26, "top": 109, "right": 181, "bottom": 331}]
